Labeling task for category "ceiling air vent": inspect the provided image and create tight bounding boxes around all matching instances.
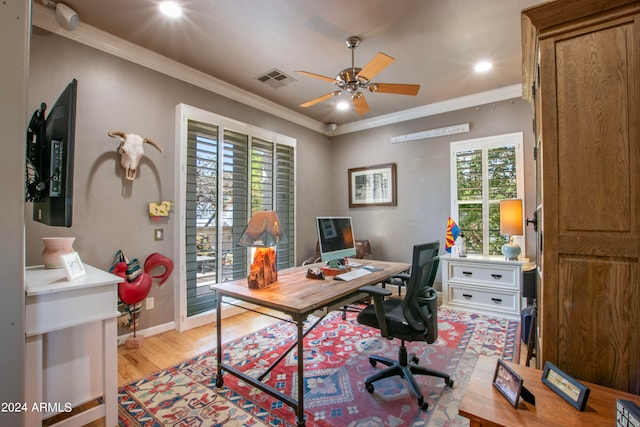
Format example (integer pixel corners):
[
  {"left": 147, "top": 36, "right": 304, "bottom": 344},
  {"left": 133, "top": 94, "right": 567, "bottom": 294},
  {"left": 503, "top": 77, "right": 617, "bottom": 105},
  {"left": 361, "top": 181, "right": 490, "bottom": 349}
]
[{"left": 255, "top": 69, "right": 297, "bottom": 89}]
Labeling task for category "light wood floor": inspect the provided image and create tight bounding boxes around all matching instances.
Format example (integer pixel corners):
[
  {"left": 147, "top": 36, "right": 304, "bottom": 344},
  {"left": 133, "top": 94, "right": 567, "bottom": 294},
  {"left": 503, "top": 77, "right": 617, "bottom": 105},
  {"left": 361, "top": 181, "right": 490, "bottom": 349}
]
[
  {"left": 117, "top": 308, "right": 282, "bottom": 386},
  {"left": 45, "top": 308, "right": 282, "bottom": 427}
]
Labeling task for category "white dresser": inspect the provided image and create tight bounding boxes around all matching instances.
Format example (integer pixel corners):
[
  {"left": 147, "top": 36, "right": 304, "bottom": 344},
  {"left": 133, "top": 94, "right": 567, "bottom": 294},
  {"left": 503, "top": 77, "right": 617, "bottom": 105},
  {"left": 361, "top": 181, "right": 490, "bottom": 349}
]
[
  {"left": 24, "top": 264, "right": 122, "bottom": 427},
  {"left": 441, "top": 254, "right": 531, "bottom": 320}
]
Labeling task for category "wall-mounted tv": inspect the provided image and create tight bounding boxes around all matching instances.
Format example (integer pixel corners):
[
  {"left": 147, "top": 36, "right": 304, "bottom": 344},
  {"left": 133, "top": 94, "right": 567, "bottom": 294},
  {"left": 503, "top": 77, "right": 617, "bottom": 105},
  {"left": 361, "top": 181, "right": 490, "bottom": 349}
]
[{"left": 26, "top": 79, "right": 77, "bottom": 227}]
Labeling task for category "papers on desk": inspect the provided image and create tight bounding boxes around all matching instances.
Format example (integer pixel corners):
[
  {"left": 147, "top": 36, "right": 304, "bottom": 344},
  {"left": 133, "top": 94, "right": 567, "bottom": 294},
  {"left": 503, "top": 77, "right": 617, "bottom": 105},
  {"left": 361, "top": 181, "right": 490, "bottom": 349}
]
[{"left": 345, "top": 259, "right": 363, "bottom": 267}]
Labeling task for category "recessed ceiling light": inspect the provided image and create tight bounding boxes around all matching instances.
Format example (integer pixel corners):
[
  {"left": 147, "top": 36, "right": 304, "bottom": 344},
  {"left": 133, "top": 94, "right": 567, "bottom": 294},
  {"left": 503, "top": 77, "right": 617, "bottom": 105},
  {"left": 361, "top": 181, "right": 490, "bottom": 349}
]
[
  {"left": 159, "top": 1, "right": 183, "bottom": 18},
  {"left": 336, "top": 101, "right": 350, "bottom": 111},
  {"left": 474, "top": 61, "right": 493, "bottom": 73}
]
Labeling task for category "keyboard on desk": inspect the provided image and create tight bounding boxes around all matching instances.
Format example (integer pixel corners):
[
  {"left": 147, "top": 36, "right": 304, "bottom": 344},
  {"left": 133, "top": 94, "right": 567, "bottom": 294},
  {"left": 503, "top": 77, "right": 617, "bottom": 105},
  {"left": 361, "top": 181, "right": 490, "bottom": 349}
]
[{"left": 334, "top": 268, "right": 372, "bottom": 281}]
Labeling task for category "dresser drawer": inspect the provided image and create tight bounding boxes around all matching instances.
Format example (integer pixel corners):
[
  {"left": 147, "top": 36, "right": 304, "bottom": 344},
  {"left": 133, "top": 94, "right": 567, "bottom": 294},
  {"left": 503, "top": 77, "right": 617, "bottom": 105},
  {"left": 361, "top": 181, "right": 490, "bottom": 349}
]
[
  {"left": 448, "top": 284, "right": 519, "bottom": 316},
  {"left": 448, "top": 262, "right": 518, "bottom": 289}
]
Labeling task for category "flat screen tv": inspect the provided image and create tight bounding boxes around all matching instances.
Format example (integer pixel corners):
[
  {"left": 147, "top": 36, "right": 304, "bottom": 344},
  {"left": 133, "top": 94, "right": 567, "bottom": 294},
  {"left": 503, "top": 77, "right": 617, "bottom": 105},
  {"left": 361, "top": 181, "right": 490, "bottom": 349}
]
[
  {"left": 26, "top": 79, "right": 77, "bottom": 227},
  {"left": 316, "top": 216, "right": 357, "bottom": 262}
]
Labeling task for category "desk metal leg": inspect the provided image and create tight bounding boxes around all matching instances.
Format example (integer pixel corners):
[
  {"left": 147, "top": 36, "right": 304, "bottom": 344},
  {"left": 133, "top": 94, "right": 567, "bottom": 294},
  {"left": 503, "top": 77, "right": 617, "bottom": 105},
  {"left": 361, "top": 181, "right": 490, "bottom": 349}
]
[
  {"left": 215, "top": 294, "right": 223, "bottom": 388},
  {"left": 214, "top": 294, "right": 308, "bottom": 426},
  {"left": 296, "top": 318, "right": 305, "bottom": 427}
]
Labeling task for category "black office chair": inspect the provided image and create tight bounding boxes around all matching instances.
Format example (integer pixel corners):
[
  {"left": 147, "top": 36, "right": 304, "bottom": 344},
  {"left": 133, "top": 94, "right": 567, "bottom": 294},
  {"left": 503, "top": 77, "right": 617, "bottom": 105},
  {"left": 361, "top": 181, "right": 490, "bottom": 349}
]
[{"left": 356, "top": 241, "right": 454, "bottom": 410}]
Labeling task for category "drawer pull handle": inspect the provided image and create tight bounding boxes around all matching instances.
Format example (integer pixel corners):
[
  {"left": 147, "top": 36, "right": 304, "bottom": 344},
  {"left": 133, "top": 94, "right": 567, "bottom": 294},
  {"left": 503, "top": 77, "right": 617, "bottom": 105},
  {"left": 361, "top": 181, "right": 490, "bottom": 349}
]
[
  {"left": 462, "top": 271, "right": 473, "bottom": 277},
  {"left": 462, "top": 294, "right": 473, "bottom": 300},
  {"left": 491, "top": 274, "right": 502, "bottom": 279},
  {"left": 491, "top": 298, "right": 503, "bottom": 304}
]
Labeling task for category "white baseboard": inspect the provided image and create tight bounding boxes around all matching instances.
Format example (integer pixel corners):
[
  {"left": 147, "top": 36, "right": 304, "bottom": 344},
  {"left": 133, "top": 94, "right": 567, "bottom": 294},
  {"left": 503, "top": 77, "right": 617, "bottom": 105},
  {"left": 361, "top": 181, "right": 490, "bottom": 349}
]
[
  {"left": 117, "top": 300, "right": 263, "bottom": 345},
  {"left": 117, "top": 321, "right": 176, "bottom": 346}
]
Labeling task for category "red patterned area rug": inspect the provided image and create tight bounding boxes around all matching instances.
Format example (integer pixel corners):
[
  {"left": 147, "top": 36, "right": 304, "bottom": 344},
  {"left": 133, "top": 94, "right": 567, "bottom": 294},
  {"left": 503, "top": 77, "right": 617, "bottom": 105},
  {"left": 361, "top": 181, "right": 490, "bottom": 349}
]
[{"left": 118, "top": 308, "right": 519, "bottom": 426}]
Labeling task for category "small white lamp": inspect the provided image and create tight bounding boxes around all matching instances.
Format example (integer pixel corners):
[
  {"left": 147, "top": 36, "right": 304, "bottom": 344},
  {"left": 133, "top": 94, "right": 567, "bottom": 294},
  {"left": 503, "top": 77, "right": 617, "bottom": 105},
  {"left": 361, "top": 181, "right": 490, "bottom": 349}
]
[{"left": 500, "top": 199, "right": 523, "bottom": 260}]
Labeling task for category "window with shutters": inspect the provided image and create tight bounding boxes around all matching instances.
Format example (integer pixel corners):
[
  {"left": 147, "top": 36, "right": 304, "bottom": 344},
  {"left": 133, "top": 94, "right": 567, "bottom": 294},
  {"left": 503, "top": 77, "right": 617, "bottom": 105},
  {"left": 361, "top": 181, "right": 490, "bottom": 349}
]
[
  {"left": 450, "top": 133, "right": 524, "bottom": 255},
  {"left": 176, "top": 104, "right": 296, "bottom": 330}
]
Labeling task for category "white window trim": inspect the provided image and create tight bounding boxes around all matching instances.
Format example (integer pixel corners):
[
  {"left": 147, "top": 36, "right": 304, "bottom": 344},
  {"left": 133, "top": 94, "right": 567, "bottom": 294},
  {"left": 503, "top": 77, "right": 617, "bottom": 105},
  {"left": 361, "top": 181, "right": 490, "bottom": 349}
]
[
  {"left": 450, "top": 132, "right": 524, "bottom": 256},
  {"left": 174, "top": 103, "right": 296, "bottom": 332}
]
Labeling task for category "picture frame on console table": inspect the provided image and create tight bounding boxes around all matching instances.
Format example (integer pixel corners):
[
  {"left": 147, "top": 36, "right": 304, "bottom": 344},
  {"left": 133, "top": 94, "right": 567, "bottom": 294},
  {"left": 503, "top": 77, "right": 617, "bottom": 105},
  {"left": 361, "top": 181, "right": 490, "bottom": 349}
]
[
  {"left": 60, "top": 251, "right": 86, "bottom": 281},
  {"left": 541, "top": 361, "right": 590, "bottom": 411},
  {"left": 348, "top": 163, "right": 397, "bottom": 208}
]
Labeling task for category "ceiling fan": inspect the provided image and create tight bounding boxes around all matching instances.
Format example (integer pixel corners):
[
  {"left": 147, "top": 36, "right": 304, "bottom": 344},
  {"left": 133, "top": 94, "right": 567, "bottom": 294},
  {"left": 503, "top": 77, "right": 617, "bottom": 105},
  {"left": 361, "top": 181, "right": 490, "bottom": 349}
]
[{"left": 296, "top": 36, "right": 420, "bottom": 115}]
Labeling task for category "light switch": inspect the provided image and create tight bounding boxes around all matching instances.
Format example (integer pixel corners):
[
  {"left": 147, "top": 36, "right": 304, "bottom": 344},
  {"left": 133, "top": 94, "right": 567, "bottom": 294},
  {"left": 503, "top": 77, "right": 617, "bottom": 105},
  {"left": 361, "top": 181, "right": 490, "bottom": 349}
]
[{"left": 154, "top": 229, "right": 164, "bottom": 241}]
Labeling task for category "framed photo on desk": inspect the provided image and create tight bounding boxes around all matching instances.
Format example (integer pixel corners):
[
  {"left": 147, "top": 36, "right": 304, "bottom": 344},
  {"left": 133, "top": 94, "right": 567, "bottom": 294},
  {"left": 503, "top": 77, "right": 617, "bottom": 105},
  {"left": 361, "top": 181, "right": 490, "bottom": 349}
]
[
  {"left": 541, "top": 361, "right": 590, "bottom": 411},
  {"left": 493, "top": 359, "right": 524, "bottom": 408}
]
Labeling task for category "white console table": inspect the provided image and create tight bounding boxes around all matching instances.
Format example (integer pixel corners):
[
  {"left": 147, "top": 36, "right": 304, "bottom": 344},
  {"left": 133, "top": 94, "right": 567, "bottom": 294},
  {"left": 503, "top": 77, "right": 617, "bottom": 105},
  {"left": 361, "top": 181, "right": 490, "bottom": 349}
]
[
  {"left": 24, "top": 264, "right": 122, "bottom": 427},
  {"left": 441, "top": 255, "right": 532, "bottom": 320}
]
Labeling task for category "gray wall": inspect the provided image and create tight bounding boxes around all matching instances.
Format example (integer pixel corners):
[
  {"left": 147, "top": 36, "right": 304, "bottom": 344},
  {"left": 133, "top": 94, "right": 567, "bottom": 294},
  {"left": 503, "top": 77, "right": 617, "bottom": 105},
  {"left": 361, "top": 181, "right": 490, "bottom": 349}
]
[
  {"left": 26, "top": 30, "right": 332, "bottom": 332},
  {"left": 0, "top": 1, "right": 28, "bottom": 425},
  {"left": 329, "top": 99, "right": 536, "bottom": 270},
  {"left": 24, "top": 29, "right": 534, "bottom": 335}
]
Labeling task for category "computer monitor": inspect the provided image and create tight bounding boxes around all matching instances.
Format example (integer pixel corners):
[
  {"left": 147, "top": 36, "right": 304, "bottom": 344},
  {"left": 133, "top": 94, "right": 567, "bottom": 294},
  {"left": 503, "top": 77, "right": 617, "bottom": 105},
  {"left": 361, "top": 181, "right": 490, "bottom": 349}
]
[{"left": 316, "top": 217, "right": 357, "bottom": 262}]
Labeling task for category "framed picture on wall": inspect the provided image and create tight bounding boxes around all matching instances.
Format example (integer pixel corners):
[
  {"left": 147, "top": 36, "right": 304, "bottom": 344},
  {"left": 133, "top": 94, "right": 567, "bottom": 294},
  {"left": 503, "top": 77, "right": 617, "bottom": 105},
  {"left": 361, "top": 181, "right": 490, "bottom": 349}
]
[{"left": 348, "top": 163, "right": 397, "bottom": 208}]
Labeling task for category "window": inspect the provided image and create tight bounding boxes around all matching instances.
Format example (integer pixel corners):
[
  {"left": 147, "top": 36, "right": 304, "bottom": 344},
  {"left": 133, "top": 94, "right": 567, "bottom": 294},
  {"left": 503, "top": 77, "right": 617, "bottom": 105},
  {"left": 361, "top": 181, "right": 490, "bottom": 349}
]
[
  {"left": 176, "top": 104, "right": 296, "bottom": 330},
  {"left": 450, "top": 133, "right": 523, "bottom": 255}
]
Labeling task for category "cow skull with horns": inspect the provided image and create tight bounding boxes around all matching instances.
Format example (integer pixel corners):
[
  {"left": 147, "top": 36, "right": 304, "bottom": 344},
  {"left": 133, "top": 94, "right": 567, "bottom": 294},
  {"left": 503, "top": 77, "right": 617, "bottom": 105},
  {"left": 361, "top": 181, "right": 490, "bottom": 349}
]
[{"left": 108, "top": 131, "right": 164, "bottom": 180}]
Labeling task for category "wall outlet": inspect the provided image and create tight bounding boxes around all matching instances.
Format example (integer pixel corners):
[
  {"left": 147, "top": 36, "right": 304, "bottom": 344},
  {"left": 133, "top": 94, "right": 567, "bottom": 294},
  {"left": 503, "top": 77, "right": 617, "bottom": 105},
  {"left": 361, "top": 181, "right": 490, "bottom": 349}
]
[{"left": 146, "top": 297, "right": 154, "bottom": 310}]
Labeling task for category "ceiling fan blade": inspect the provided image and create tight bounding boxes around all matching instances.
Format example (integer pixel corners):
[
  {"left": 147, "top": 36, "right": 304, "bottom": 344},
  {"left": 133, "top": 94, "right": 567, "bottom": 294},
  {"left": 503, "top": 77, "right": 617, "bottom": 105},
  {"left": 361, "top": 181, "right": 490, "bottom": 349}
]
[
  {"left": 356, "top": 52, "right": 394, "bottom": 81},
  {"left": 299, "top": 91, "right": 341, "bottom": 108},
  {"left": 352, "top": 93, "right": 370, "bottom": 115},
  {"left": 369, "top": 83, "right": 420, "bottom": 96},
  {"left": 295, "top": 71, "right": 337, "bottom": 83}
]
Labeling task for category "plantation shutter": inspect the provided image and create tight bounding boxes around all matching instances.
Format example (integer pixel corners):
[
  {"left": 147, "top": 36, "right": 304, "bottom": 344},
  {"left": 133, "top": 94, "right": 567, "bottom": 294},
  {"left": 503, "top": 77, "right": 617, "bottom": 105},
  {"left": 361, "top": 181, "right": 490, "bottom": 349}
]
[
  {"left": 186, "top": 120, "right": 219, "bottom": 316},
  {"left": 456, "top": 149, "right": 483, "bottom": 253},
  {"left": 220, "top": 129, "right": 249, "bottom": 283},
  {"left": 487, "top": 145, "right": 517, "bottom": 253},
  {"left": 275, "top": 144, "right": 295, "bottom": 269}
]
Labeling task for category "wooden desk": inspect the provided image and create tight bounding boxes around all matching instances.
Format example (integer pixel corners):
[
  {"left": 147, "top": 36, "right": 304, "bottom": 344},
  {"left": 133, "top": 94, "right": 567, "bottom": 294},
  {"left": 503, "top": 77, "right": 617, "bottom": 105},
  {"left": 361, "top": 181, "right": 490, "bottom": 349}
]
[
  {"left": 459, "top": 356, "right": 640, "bottom": 426},
  {"left": 211, "top": 259, "right": 410, "bottom": 427}
]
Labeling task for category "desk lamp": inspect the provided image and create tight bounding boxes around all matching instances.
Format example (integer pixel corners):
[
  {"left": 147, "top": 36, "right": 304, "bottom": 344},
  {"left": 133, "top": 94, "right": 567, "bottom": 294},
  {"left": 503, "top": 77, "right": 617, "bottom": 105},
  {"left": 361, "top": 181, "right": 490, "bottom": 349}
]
[
  {"left": 500, "top": 199, "right": 523, "bottom": 260},
  {"left": 237, "top": 211, "right": 287, "bottom": 289}
]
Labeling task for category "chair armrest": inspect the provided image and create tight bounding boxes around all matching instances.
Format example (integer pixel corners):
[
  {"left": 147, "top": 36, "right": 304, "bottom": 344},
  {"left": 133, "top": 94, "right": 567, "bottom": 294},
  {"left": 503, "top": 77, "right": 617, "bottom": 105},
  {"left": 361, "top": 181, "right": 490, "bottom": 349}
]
[
  {"left": 358, "top": 285, "right": 392, "bottom": 297},
  {"left": 358, "top": 285, "right": 392, "bottom": 337},
  {"left": 384, "top": 272, "right": 410, "bottom": 285}
]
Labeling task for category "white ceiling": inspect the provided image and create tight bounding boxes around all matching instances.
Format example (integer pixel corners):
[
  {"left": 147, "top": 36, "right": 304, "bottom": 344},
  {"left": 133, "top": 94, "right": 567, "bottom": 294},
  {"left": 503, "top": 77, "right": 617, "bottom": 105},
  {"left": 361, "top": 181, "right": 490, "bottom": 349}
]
[{"left": 38, "top": 0, "right": 542, "bottom": 129}]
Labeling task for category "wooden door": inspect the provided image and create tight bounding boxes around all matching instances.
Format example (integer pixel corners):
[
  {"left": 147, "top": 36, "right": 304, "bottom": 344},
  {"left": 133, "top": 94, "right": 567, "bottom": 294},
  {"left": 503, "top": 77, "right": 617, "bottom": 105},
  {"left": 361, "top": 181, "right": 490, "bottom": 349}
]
[{"left": 538, "top": 9, "right": 640, "bottom": 393}]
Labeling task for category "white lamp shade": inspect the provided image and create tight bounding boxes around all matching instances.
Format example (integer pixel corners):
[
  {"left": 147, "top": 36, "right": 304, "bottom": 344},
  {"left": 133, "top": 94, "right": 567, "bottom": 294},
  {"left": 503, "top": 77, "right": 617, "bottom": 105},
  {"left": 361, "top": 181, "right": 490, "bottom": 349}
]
[{"left": 500, "top": 199, "right": 523, "bottom": 236}]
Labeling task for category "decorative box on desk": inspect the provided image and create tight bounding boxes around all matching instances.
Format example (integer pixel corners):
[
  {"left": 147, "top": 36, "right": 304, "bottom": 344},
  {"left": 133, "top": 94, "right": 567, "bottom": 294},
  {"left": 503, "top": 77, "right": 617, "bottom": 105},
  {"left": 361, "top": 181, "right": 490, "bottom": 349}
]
[{"left": 441, "top": 254, "right": 531, "bottom": 320}]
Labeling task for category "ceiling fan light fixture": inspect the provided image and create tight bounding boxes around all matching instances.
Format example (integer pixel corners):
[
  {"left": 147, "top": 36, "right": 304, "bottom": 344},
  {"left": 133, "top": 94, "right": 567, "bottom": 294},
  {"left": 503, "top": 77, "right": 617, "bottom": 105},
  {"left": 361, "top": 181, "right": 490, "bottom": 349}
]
[
  {"left": 474, "top": 60, "right": 493, "bottom": 73},
  {"left": 159, "top": 1, "right": 183, "bottom": 18},
  {"left": 296, "top": 36, "right": 419, "bottom": 115},
  {"left": 336, "top": 101, "right": 350, "bottom": 111}
]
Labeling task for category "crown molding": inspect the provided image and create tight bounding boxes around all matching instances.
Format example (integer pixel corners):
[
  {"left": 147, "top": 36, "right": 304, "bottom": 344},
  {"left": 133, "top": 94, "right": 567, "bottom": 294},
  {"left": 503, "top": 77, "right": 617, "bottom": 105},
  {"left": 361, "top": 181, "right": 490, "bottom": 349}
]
[
  {"left": 332, "top": 85, "right": 523, "bottom": 136},
  {"left": 31, "top": 3, "right": 325, "bottom": 134},
  {"left": 32, "top": 3, "right": 522, "bottom": 137}
]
